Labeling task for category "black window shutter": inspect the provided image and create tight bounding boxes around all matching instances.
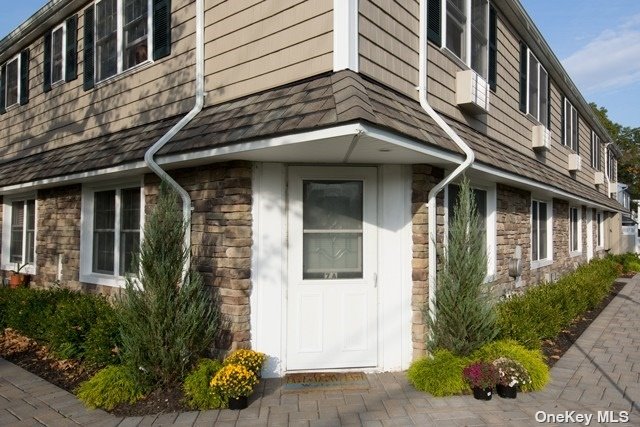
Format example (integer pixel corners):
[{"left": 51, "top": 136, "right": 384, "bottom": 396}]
[
  {"left": 66, "top": 15, "right": 78, "bottom": 81},
  {"left": 43, "top": 32, "right": 52, "bottom": 92},
  {"left": 576, "top": 117, "right": 580, "bottom": 154},
  {"left": 561, "top": 97, "right": 565, "bottom": 146},
  {"left": 0, "top": 65, "right": 6, "bottom": 114},
  {"left": 152, "top": 0, "right": 172, "bottom": 60},
  {"left": 547, "top": 78, "right": 551, "bottom": 129},
  {"left": 427, "top": 0, "right": 441, "bottom": 47},
  {"left": 519, "top": 42, "right": 527, "bottom": 113},
  {"left": 83, "top": 6, "right": 95, "bottom": 90},
  {"left": 19, "top": 49, "right": 30, "bottom": 105},
  {"left": 488, "top": 6, "right": 497, "bottom": 91}
]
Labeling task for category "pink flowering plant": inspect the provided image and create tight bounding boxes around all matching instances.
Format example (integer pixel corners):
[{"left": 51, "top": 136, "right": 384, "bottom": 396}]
[
  {"left": 462, "top": 361, "right": 499, "bottom": 389},
  {"left": 492, "top": 357, "right": 531, "bottom": 387}
]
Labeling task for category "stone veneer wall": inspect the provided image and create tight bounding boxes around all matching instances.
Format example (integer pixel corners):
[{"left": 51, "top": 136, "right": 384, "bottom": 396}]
[
  {"left": 411, "top": 165, "right": 444, "bottom": 359},
  {"left": 144, "top": 161, "right": 253, "bottom": 352},
  {"left": 35, "top": 185, "right": 83, "bottom": 291}
]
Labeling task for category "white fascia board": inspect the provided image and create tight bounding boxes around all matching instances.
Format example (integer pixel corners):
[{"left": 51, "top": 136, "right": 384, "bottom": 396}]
[
  {"left": 0, "top": 120, "right": 624, "bottom": 214},
  {"left": 333, "top": 0, "right": 359, "bottom": 72}
]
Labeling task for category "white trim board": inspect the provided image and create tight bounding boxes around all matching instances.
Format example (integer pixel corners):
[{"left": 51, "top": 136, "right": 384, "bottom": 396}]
[
  {"left": 333, "top": 0, "right": 359, "bottom": 72},
  {"left": 0, "top": 121, "right": 623, "bottom": 215}
]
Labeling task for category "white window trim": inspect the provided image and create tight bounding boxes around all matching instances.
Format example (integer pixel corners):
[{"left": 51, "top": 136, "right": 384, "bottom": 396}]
[
  {"left": 50, "top": 22, "right": 67, "bottom": 86},
  {"left": 530, "top": 198, "right": 553, "bottom": 270},
  {"left": 80, "top": 178, "right": 144, "bottom": 287},
  {"left": 94, "top": 0, "right": 154, "bottom": 84},
  {"left": 569, "top": 206, "right": 582, "bottom": 256},
  {"left": 443, "top": 180, "right": 497, "bottom": 281},
  {"left": 525, "top": 49, "right": 548, "bottom": 127},
  {"left": 595, "top": 210, "right": 604, "bottom": 250},
  {"left": 1, "top": 193, "right": 37, "bottom": 275},
  {"left": 3, "top": 54, "right": 21, "bottom": 109},
  {"left": 564, "top": 98, "right": 578, "bottom": 152},
  {"left": 441, "top": 0, "right": 490, "bottom": 78}
]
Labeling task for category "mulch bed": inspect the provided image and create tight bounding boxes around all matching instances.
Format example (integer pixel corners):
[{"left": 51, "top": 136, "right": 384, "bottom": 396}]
[
  {"left": 540, "top": 278, "right": 628, "bottom": 367},
  {"left": 0, "top": 275, "right": 632, "bottom": 416}
]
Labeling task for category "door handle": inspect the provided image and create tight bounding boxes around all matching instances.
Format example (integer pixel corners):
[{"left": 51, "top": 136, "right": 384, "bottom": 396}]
[{"left": 373, "top": 273, "right": 378, "bottom": 288}]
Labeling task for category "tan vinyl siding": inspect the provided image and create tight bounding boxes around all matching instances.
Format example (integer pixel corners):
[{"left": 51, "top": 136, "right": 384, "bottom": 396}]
[
  {"left": 203, "top": 0, "right": 332, "bottom": 104},
  {"left": 358, "top": 0, "right": 608, "bottom": 194},
  {"left": 0, "top": 0, "right": 332, "bottom": 164}
]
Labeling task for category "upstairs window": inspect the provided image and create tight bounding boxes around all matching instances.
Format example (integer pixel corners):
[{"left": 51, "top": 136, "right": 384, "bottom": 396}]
[
  {"left": 606, "top": 148, "right": 617, "bottom": 182},
  {"left": 51, "top": 24, "right": 66, "bottom": 84},
  {"left": 591, "top": 131, "right": 600, "bottom": 170},
  {"left": 84, "top": 0, "right": 172, "bottom": 90},
  {"left": 519, "top": 46, "right": 549, "bottom": 127},
  {"left": 0, "top": 49, "right": 30, "bottom": 113},
  {"left": 5, "top": 57, "right": 19, "bottom": 107},
  {"left": 43, "top": 15, "right": 77, "bottom": 92},
  {"left": 563, "top": 99, "right": 579, "bottom": 152},
  {"left": 445, "top": 0, "right": 489, "bottom": 77}
]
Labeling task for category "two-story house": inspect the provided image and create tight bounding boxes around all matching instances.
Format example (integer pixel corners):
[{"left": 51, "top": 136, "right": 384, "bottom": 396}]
[{"left": 0, "top": 0, "right": 628, "bottom": 377}]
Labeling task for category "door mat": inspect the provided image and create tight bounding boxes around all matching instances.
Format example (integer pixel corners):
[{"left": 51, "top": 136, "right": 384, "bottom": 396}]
[{"left": 283, "top": 372, "right": 369, "bottom": 393}]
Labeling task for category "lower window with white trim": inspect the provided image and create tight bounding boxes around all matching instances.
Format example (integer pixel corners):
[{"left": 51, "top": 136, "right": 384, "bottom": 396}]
[
  {"left": 446, "top": 182, "right": 497, "bottom": 279},
  {"left": 80, "top": 183, "right": 143, "bottom": 286},
  {"left": 595, "top": 210, "right": 604, "bottom": 249},
  {"left": 1, "top": 197, "right": 36, "bottom": 273},
  {"left": 569, "top": 206, "right": 582, "bottom": 255},
  {"left": 531, "top": 199, "right": 552, "bottom": 267}
]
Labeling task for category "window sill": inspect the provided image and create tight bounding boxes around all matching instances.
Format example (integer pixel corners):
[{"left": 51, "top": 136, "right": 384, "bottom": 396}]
[
  {"left": 4, "top": 102, "right": 19, "bottom": 112},
  {"left": 80, "top": 272, "right": 127, "bottom": 288},
  {"left": 531, "top": 259, "right": 553, "bottom": 270},
  {"left": 569, "top": 250, "right": 583, "bottom": 258},
  {"left": 1, "top": 263, "right": 36, "bottom": 275},
  {"left": 94, "top": 59, "right": 154, "bottom": 88}
]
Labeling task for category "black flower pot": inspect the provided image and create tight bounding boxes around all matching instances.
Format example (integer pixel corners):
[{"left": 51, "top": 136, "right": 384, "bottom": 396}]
[
  {"left": 496, "top": 384, "right": 517, "bottom": 399},
  {"left": 472, "top": 387, "right": 493, "bottom": 400},
  {"left": 228, "top": 395, "right": 248, "bottom": 410}
]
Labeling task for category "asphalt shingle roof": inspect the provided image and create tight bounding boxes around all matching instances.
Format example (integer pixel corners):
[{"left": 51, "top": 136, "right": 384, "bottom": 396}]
[{"left": 0, "top": 70, "right": 624, "bottom": 211}]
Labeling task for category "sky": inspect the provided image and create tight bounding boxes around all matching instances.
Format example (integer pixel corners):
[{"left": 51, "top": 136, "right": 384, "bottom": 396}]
[{"left": 0, "top": 0, "right": 638, "bottom": 128}]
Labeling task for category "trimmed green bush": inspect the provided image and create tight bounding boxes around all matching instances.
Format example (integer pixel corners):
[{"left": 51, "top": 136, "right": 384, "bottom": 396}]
[
  {"left": 471, "top": 340, "right": 549, "bottom": 392},
  {"left": 0, "top": 287, "right": 120, "bottom": 366},
  {"left": 497, "top": 258, "right": 618, "bottom": 348},
  {"left": 83, "top": 302, "right": 122, "bottom": 367},
  {"left": 77, "top": 365, "right": 147, "bottom": 410},
  {"left": 183, "top": 359, "right": 225, "bottom": 409},
  {"left": 609, "top": 253, "right": 640, "bottom": 273},
  {"left": 407, "top": 349, "right": 470, "bottom": 396}
]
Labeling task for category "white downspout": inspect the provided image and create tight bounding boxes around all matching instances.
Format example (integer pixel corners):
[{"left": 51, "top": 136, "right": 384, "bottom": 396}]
[
  {"left": 418, "top": 0, "right": 475, "bottom": 324},
  {"left": 144, "top": 0, "right": 205, "bottom": 276}
]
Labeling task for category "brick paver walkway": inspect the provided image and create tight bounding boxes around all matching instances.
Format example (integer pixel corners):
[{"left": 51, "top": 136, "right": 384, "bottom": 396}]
[{"left": 1, "top": 275, "right": 639, "bottom": 426}]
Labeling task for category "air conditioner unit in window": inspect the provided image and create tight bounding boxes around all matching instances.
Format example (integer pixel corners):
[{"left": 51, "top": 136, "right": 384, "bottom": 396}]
[
  {"left": 594, "top": 171, "right": 605, "bottom": 185},
  {"left": 531, "top": 125, "right": 550, "bottom": 151},
  {"left": 609, "top": 182, "right": 618, "bottom": 194},
  {"left": 568, "top": 153, "right": 582, "bottom": 171},
  {"left": 455, "top": 70, "right": 490, "bottom": 114}
]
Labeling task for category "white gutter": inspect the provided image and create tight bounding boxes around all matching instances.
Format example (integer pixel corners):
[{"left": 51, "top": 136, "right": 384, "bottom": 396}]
[
  {"left": 144, "top": 0, "right": 205, "bottom": 275},
  {"left": 418, "top": 0, "right": 475, "bottom": 324}
]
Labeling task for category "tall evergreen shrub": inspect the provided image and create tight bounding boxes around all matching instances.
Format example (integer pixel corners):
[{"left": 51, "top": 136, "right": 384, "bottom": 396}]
[
  {"left": 118, "top": 183, "right": 221, "bottom": 385},
  {"left": 426, "top": 177, "right": 499, "bottom": 356}
]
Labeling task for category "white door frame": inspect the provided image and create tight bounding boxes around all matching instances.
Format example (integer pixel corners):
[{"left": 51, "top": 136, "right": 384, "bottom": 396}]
[{"left": 250, "top": 163, "right": 413, "bottom": 377}]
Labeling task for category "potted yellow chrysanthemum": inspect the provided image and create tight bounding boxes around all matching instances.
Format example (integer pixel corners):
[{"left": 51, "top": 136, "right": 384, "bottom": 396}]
[
  {"left": 210, "top": 364, "right": 258, "bottom": 410},
  {"left": 223, "top": 349, "right": 266, "bottom": 377}
]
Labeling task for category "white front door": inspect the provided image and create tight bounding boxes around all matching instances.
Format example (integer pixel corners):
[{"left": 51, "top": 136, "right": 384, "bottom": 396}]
[{"left": 287, "top": 166, "right": 378, "bottom": 371}]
